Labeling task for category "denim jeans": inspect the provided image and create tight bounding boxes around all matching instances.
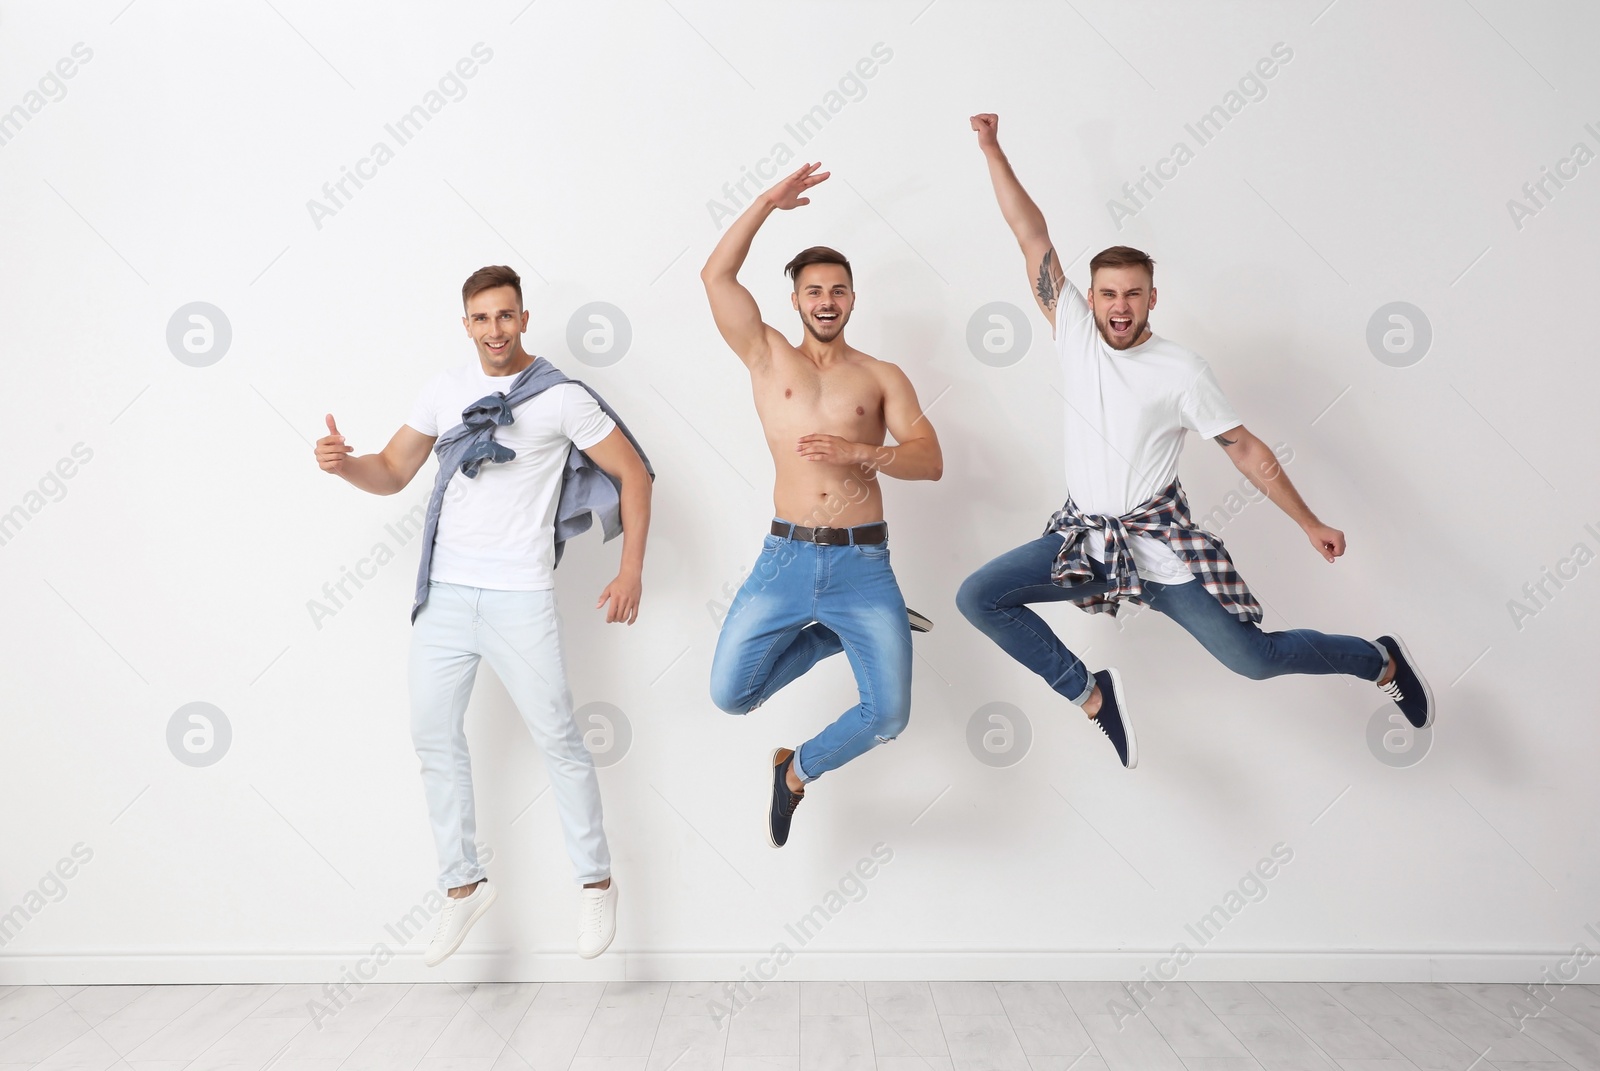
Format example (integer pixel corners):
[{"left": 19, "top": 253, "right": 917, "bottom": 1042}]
[
  {"left": 956, "top": 534, "right": 1387, "bottom": 704},
  {"left": 409, "top": 580, "right": 610, "bottom": 889},
  {"left": 710, "top": 524, "right": 913, "bottom": 783}
]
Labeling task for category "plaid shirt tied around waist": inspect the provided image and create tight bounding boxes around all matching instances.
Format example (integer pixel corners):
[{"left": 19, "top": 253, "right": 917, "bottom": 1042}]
[{"left": 1045, "top": 477, "right": 1263, "bottom": 624}]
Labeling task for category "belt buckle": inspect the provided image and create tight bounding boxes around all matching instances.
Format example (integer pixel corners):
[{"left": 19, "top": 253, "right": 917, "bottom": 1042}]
[{"left": 812, "top": 525, "right": 841, "bottom": 545}]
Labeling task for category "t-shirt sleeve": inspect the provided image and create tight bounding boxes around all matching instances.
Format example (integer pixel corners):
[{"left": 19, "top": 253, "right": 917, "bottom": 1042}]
[
  {"left": 405, "top": 374, "right": 441, "bottom": 436},
  {"left": 560, "top": 383, "right": 616, "bottom": 451},
  {"left": 1180, "top": 361, "right": 1243, "bottom": 439},
  {"left": 1053, "top": 275, "right": 1093, "bottom": 342}
]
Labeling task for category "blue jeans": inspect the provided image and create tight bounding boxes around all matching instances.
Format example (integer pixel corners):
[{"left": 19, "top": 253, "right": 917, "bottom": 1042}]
[
  {"left": 710, "top": 524, "right": 913, "bottom": 783},
  {"left": 956, "top": 534, "right": 1387, "bottom": 704}
]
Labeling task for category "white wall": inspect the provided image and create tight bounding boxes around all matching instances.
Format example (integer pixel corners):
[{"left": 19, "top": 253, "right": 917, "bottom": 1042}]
[{"left": 3, "top": 0, "right": 1598, "bottom": 986}]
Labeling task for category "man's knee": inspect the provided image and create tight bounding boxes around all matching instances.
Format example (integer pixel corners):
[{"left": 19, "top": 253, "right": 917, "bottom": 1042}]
[
  {"left": 1220, "top": 651, "right": 1276, "bottom": 681},
  {"left": 519, "top": 709, "right": 591, "bottom": 762},
  {"left": 869, "top": 697, "right": 911, "bottom": 741},
  {"left": 544, "top": 738, "right": 598, "bottom": 771},
  {"left": 411, "top": 740, "right": 448, "bottom": 769},
  {"left": 955, "top": 570, "right": 995, "bottom": 624},
  {"left": 709, "top": 677, "right": 756, "bottom": 716}
]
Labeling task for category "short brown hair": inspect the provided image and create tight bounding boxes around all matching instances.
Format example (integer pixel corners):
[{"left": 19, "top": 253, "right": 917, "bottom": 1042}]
[
  {"left": 784, "top": 246, "right": 853, "bottom": 288},
  {"left": 1089, "top": 245, "right": 1155, "bottom": 283},
  {"left": 462, "top": 265, "right": 522, "bottom": 310}
]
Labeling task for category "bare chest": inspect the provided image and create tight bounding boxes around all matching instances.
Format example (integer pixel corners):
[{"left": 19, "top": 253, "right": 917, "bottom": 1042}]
[{"left": 754, "top": 355, "right": 883, "bottom": 435}]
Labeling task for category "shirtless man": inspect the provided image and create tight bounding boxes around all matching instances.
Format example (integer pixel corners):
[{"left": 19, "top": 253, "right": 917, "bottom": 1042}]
[{"left": 701, "top": 162, "right": 943, "bottom": 848}]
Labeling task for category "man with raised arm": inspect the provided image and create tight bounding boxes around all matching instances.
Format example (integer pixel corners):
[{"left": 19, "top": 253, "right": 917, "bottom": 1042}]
[
  {"left": 313, "top": 265, "right": 652, "bottom": 964},
  {"left": 957, "top": 114, "right": 1432, "bottom": 768},
  {"left": 700, "top": 162, "right": 943, "bottom": 848}
]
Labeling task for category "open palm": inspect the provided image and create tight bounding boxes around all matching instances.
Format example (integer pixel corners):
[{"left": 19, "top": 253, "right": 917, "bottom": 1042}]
[{"left": 770, "top": 161, "right": 830, "bottom": 209}]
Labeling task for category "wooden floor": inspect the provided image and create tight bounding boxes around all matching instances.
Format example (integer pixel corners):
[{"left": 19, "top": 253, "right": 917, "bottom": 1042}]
[{"left": 0, "top": 979, "right": 1596, "bottom": 1071}]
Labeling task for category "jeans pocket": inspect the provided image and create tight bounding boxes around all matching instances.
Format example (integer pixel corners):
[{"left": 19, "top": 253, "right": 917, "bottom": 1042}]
[
  {"left": 753, "top": 537, "right": 790, "bottom": 584},
  {"left": 857, "top": 542, "right": 890, "bottom": 560}
]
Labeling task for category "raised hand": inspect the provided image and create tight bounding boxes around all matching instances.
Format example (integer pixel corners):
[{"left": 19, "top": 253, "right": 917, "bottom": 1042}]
[
  {"left": 970, "top": 112, "right": 1001, "bottom": 153},
  {"left": 768, "top": 161, "right": 830, "bottom": 210},
  {"left": 315, "top": 413, "right": 353, "bottom": 474}
]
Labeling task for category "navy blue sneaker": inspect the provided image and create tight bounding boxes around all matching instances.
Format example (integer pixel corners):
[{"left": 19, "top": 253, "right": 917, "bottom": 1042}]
[
  {"left": 1376, "top": 635, "right": 1433, "bottom": 728},
  {"left": 1090, "top": 669, "right": 1136, "bottom": 769},
  {"left": 768, "top": 747, "right": 806, "bottom": 848}
]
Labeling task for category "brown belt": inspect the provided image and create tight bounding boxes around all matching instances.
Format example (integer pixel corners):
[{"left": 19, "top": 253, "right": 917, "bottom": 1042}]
[{"left": 770, "top": 520, "right": 888, "bottom": 546}]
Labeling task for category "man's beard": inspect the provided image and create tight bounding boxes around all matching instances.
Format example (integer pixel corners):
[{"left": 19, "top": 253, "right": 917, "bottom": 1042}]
[{"left": 1096, "top": 312, "right": 1149, "bottom": 350}]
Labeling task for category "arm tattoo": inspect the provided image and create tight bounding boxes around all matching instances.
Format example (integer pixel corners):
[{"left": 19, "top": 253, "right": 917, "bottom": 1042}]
[
  {"left": 1035, "top": 248, "right": 1057, "bottom": 311},
  {"left": 1214, "top": 433, "right": 1238, "bottom": 446}
]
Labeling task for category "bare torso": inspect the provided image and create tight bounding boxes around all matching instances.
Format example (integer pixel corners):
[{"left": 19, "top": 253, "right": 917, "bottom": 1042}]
[{"left": 752, "top": 333, "right": 890, "bottom": 528}]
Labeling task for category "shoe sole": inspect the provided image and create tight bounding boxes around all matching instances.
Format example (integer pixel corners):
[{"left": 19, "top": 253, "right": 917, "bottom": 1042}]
[
  {"left": 577, "top": 929, "right": 617, "bottom": 959},
  {"left": 1105, "top": 668, "right": 1137, "bottom": 770},
  {"left": 1385, "top": 633, "right": 1434, "bottom": 729},
  {"left": 424, "top": 883, "right": 498, "bottom": 967},
  {"left": 577, "top": 884, "right": 617, "bottom": 960},
  {"left": 907, "top": 608, "right": 934, "bottom": 633}
]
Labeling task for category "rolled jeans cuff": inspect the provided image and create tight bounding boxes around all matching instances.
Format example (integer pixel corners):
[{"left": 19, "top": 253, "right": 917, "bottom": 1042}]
[
  {"left": 792, "top": 745, "right": 817, "bottom": 784},
  {"left": 1369, "top": 639, "right": 1392, "bottom": 682},
  {"left": 1070, "top": 671, "right": 1096, "bottom": 707}
]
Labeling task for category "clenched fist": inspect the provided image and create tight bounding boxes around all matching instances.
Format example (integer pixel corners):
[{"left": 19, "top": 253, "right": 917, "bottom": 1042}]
[{"left": 970, "top": 112, "right": 1002, "bottom": 153}]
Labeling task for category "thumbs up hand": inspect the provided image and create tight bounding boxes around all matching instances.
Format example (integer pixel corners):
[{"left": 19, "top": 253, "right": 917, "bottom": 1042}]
[{"left": 315, "top": 413, "right": 353, "bottom": 474}]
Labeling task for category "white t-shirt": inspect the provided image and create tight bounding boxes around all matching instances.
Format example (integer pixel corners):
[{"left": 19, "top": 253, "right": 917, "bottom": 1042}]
[
  {"left": 406, "top": 363, "right": 615, "bottom": 591},
  {"left": 1054, "top": 279, "right": 1241, "bottom": 584}
]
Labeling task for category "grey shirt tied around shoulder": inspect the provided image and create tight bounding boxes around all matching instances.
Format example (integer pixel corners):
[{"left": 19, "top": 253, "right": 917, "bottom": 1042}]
[{"left": 410, "top": 356, "right": 654, "bottom": 624}]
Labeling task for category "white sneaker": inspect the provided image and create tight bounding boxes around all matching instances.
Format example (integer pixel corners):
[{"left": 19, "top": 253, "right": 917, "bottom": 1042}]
[
  {"left": 424, "top": 881, "right": 497, "bottom": 967},
  {"left": 577, "top": 880, "right": 617, "bottom": 959}
]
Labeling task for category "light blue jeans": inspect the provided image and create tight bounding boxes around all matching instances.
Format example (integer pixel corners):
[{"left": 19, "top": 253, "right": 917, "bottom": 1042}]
[
  {"left": 409, "top": 580, "right": 610, "bottom": 889},
  {"left": 710, "top": 525, "right": 913, "bottom": 783}
]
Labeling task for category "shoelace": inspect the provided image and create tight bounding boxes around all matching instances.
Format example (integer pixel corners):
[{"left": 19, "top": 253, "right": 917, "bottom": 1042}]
[
  {"left": 581, "top": 889, "right": 608, "bottom": 934},
  {"left": 1379, "top": 677, "right": 1406, "bottom": 702},
  {"left": 431, "top": 898, "right": 458, "bottom": 943}
]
